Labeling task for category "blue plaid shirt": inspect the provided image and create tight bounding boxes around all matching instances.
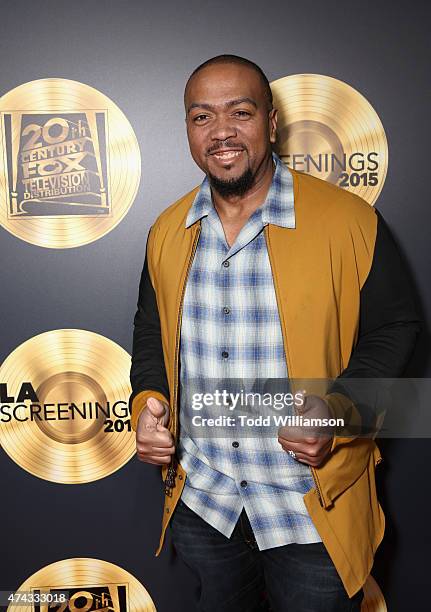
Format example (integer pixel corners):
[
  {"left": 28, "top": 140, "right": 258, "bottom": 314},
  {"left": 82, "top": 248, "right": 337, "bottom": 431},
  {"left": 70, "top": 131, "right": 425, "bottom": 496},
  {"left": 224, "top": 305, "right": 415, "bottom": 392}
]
[{"left": 177, "top": 154, "right": 321, "bottom": 550}]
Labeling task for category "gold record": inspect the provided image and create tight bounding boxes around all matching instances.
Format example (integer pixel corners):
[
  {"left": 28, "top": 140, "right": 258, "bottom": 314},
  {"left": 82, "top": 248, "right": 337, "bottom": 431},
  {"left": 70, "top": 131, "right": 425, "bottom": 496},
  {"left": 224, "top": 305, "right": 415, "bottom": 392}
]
[
  {"left": 0, "top": 329, "right": 135, "bottom": 484},
  {"left": 271, "top": 74, "right": 388, "bottom": 205},
  {"left": 361, "top": 574, "right": 387, "bottom": 611},
  {"left": 9, "top": 557, "right": 156, "bottom": 611},
  {"left": 0, "top": 78, "right": 141, "bottom": 248}
]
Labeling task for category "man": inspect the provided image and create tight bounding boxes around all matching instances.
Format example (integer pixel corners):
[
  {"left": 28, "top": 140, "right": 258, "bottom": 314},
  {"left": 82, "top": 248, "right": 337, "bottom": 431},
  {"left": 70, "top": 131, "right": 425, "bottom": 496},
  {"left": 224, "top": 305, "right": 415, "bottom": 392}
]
[{"left": 130, "top": 55, "right": 419, "bottom": 611}]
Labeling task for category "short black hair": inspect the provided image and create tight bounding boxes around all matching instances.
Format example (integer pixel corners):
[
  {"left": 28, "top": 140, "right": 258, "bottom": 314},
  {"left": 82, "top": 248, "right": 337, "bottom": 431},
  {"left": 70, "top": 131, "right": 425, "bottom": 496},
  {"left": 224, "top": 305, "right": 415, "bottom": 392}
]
[{"left": 185, "top": 54, "right": 273, "bottom": 108}]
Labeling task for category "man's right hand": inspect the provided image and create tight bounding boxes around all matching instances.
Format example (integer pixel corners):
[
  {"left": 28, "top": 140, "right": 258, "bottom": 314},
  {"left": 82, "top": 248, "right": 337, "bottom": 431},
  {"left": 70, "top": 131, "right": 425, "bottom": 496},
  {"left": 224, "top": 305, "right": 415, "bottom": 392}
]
[{"left": 136, "top": 397, "right": 175, "bottom": 465}]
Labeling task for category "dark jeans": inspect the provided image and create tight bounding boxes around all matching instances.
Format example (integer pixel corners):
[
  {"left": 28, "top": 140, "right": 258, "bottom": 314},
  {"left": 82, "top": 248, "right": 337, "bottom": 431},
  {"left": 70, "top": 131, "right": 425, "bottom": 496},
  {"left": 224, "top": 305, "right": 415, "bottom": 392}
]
[{"left": 170, "top": 499, "right": 364, "bottom": 612}]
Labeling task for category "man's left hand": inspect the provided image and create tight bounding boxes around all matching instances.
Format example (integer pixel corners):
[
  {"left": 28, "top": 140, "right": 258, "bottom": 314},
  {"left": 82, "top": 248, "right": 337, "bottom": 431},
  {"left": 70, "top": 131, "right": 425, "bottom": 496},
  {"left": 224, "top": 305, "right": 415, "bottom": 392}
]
[{"left": 278, "top": 394, "right": 333, "bottom": 467}]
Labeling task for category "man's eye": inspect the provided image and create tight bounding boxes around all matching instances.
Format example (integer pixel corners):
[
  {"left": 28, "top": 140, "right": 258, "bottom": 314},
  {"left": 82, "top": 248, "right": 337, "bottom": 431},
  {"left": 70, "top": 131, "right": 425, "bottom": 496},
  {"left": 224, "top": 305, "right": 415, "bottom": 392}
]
[
  {"left": 194, "top": 114, "right": 209, "bottom": 122},
  {"left": 234, "top": 110, "right": 251, "bottom": 118}
]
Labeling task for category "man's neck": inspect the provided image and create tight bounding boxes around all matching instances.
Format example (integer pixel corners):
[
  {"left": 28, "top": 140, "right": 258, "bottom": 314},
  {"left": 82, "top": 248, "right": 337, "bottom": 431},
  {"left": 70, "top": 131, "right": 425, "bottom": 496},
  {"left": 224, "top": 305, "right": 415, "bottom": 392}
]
[{"left": 211, "top": 155, "right": 275, "bottom": 223}]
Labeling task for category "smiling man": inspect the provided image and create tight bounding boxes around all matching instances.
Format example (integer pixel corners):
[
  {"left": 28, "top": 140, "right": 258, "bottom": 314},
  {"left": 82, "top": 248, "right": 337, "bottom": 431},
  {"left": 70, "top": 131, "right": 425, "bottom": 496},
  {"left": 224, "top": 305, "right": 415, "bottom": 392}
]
[{"left": 130, "top": 55, "right": 419, "bottom": 611}]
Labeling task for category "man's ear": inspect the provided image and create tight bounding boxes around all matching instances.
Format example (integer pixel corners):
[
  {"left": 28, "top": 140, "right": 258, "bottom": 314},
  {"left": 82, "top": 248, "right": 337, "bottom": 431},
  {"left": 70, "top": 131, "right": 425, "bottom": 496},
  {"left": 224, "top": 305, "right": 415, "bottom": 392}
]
[{"left": 269, "top": 108, "right": 278, "bottom": 144}]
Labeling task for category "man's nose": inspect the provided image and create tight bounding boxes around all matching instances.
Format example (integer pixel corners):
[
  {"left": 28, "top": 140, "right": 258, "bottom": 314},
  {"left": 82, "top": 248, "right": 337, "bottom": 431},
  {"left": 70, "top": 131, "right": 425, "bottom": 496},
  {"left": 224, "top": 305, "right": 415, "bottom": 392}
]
[{"left": 209, "top": 116, "right": 237, "bottom": 141}]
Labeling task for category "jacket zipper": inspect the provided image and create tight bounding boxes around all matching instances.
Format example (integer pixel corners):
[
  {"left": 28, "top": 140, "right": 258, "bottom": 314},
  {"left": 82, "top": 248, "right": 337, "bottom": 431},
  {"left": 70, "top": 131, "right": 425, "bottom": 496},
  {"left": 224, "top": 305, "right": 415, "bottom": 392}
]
[
  {"left": 263, "top": 226, "right": 324, "bottom": 507},
  {"left": 164, "top": 225, "right": 202, "bottom": 496},
  {"left": 310, "top": 465, "right": 324, "bottom": 506}
]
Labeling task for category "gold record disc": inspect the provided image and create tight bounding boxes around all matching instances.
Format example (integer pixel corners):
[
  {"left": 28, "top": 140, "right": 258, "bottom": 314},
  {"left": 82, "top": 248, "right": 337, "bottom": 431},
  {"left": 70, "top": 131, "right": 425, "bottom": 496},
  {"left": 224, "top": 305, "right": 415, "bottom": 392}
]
[
  {"left": 0, "top": 329, "right": 135, "bottom": 484},
  {"left": 0, "top": 78, "right": 141, "bottom": 248},
  {"left": 361, "top": 574, "right": 387, "bottom": 611},
  {"left": 271, "top": 74, "right": 388, "bottom": 205},
  {"left": 9, "top": 557, "right": 156, "bottom": 611}
]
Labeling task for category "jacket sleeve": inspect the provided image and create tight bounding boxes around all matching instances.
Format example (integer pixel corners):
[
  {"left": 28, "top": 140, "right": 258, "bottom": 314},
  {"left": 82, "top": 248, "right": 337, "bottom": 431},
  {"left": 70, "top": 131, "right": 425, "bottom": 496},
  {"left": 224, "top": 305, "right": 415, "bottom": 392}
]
[
  {"left": 326, "top": 209, "right": 421, "bottom": 448},
  {"left": 129, "top": 226, "right": 170, "bottom": 430}
]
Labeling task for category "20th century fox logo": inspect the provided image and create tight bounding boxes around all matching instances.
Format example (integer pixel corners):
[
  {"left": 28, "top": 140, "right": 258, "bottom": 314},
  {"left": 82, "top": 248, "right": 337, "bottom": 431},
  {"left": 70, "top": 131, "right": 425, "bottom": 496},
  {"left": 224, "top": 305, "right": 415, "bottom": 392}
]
[
  {"left": 32, "top": 584, "right": 128, "bottom": 611},
  {"left": 1, "top": 111, "right": 110, "bottom": 217}
]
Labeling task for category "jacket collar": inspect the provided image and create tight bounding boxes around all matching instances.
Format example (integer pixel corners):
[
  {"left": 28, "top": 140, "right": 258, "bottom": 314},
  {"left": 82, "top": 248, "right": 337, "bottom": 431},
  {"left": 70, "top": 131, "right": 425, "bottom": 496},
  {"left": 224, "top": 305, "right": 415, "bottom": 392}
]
[{"left": 185, "top": 152, "right": 295, "bottom": 229}]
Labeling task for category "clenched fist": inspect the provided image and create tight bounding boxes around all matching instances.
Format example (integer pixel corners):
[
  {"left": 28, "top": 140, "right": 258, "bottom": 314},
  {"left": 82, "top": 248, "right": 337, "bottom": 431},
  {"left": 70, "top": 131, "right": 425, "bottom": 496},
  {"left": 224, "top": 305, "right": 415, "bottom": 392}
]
[
  {"left": 278, "top": 394, "right": 334, "bottom": 467},
  {"left": 136, "top": 397, "right": 175, "bottom": 465}
]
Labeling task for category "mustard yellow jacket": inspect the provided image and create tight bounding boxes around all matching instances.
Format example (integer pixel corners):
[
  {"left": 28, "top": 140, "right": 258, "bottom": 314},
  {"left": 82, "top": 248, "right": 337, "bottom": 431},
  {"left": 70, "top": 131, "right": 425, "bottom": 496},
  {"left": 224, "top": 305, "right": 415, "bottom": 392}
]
[{"left": 130, "top": 167, "right": 419, "bottom": 597}]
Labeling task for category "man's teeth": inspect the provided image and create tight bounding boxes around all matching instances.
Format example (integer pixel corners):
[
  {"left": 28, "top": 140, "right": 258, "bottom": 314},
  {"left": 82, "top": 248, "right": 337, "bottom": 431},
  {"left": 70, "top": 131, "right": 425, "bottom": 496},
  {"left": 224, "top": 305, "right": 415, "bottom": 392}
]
[{"left": 214, "top": 150, "right": 242, "bottom": 159}]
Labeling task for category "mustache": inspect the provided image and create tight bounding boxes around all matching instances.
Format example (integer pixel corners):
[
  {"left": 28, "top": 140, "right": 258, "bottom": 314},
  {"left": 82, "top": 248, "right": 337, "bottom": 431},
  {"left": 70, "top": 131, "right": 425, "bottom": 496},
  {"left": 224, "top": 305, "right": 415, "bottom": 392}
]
[{"left": 206, "top": 140, "right": 245, "bottom": 155}]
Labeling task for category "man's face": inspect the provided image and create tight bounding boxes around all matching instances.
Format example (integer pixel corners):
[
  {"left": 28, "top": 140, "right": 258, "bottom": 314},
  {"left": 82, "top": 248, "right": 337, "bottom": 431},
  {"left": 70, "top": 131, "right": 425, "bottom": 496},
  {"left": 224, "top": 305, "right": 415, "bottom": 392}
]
[{"left": 185, "top": 63, "right": 277, "bottom": 196}]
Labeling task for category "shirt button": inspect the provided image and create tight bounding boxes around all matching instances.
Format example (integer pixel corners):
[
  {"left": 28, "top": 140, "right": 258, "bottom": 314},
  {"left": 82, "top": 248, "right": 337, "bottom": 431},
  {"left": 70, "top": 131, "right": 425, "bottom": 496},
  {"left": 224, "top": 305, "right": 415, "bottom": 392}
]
[
  {"left": 223, "top": 307, "right": 230, "bottom": 315},
  {"left": 222, "top": 351, "right": 229, "bottom": 359},
  {"left": 232, "top": 441, "right": 239, "bottom": 448},
  {"left": 240, "top": 480, "right": 248, "bottom": 488},
  {"left": 223, "top": 261, "right": 230, "bottom": 268}
]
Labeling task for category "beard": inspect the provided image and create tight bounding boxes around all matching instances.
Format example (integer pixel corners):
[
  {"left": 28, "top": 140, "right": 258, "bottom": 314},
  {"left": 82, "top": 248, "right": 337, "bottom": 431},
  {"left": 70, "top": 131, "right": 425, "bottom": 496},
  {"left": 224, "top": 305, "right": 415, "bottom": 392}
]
[{"left": 208, "top": 166, "right": 254, "bottom": 198}]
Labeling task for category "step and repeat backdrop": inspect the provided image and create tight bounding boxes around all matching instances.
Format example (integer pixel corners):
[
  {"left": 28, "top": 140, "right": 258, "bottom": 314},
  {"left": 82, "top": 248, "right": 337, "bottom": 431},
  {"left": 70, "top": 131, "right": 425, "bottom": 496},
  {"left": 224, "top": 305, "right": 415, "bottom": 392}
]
[{"left": 0, "top": 1, "right": 429, "bottom": 611}]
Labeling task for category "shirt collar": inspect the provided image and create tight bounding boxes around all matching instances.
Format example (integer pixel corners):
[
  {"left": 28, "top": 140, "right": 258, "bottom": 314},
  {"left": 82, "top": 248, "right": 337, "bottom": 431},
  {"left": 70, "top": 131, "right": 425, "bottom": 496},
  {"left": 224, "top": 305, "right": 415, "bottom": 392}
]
[{"left": 185, "top": 152, "right": 295, "bottom": 229}]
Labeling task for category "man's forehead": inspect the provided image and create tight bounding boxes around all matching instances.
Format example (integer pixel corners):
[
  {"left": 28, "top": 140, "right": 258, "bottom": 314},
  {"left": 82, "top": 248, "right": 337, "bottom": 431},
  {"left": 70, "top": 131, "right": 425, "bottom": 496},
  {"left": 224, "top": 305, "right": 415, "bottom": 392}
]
[{"left": 185, "top": 63, "right": 265, "bottom": 104}]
